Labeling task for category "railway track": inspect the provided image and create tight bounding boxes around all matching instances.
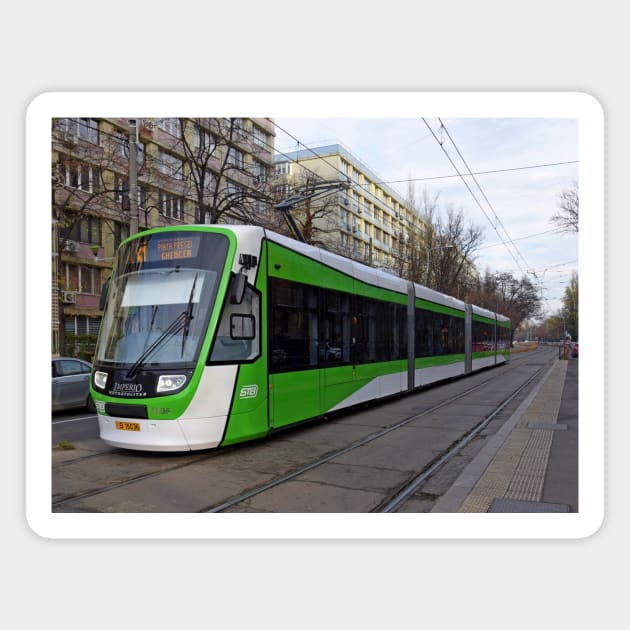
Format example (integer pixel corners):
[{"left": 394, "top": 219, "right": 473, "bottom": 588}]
[{"left": 52, "top": 348, "right": 556, "bottom": 513}]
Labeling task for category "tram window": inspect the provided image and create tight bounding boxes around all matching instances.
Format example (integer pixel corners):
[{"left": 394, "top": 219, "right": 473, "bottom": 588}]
[
  {"left": 352, "top": 297, "right": 376, "bottom": 364},
  {"left": 270, "top": 278, "right": 318, "bottom": 372},
  {"left": 320, "top": 289, "right": 351, "bottom": 364},
  {"left": 472, "top": 320, "right": 493, "bottom": 352},
  {"left": 415, "top": 307, "right": 464, "bottom": 357},
  {"left": 231, "top": 314, "right": 255, "bottom": 340},
  {"left": 209, "top": 281, "right": 260, "bottom": 363}
]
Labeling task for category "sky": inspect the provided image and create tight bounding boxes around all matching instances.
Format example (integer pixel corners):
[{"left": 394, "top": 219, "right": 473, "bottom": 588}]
[{"left": 273, "top": 116, "right": 578, "bottom": 318}]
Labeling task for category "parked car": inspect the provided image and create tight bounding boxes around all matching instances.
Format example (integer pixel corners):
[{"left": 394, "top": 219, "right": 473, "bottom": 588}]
[
  {"left": 52, "top": 357, "right": 94, "bottom": 412},
  {"left": 571, "top": 342, "right": 579, "bottom": 358}
]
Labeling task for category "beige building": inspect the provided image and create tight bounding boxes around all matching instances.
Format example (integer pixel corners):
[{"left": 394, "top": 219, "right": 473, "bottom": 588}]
[
  {"left": 273, "top": 144, "right": 426, "bottom": 272},
  {"left": 52, "top": 117, "right": 275, "bottom": 356}
]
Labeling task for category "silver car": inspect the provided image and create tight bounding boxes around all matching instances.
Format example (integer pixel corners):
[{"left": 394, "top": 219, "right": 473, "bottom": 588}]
[{"left": 52, "top": 357, "right": 94, "bottom": 412}]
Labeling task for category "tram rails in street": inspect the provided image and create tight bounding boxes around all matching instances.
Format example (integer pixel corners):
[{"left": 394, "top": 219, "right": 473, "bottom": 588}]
[{"left": 52, "top": 348, "right": 555, "bottom": 513}]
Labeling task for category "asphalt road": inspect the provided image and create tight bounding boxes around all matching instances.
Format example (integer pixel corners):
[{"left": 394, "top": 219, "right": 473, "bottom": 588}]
[{"left": 52, "top": 410, "right": 99, "bottom": 446}]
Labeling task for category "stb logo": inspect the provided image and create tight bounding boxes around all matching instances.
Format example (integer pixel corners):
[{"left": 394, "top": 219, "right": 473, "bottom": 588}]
[{"left": 239, "top": 384, "right": 258, "bottom": 399}]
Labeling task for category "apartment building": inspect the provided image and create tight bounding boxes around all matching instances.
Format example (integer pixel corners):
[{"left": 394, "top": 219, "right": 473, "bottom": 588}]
[
  {"left": 51, "top": 117, "right": 275, "bottom": 356},
  {"left": 273, "top": 144, "right": 426, "bottom": 271}
]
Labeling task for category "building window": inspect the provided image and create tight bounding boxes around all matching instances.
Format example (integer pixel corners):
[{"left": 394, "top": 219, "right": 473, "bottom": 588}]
[
  {"left": 275, "top": 161, "right": 290, "bottom": 176},
  {"left": 64, "top": 264, "right": 101, "bottom": 295},
  {"left": 62, "top": 160, "right": 100, "bottom": 193},
  {"left": 227, "top": 148, "right": 245, "bottom": 169},
  {"left": 194, "top": 125, "right": 216, "bottom": 153},
  {"left": 112, "top": 131, "right": 145, "bottom": 165},
  {"left": 64, "top": 315, "right": 102, "bottom": 336},
  {"left": 340, "top": 160, "right": 349, "bottom": 179},
  {"left": 159, "top": 191, "right": 183, "bottom": 221},
  {"left": 158, "top": 149, "right": 183, "bottom": 179},
  {"left": 363, "top": 198, "right": 370, "bottom": 217},
  {"left": 158, "top": 118, "right": 182, "bottom": 138},
  {"left": 352, "top": 193, "right": 359, "bottom": 213},
  {"left": 114, "top": 221, "right": 130, "bottom": 250},
  {"left": 59, "top": 118, "right": 99, "bottom": 144},
  {"left": 252, "top": 159, "right": 268, "bottom": 184},
  {"left": 63, "top": 216, "right": 101, "bottom": 245},
  {"left": 114, "top": 175, "right": 147, "bottom": 209},
  {"left": 252, "top": 125, "right": 268, "bottom": 149}
]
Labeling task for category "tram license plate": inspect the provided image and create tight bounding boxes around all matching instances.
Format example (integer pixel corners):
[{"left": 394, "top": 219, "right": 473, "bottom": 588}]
[{"left": 115, "top": 421, "right": 140, "bottom": 432}]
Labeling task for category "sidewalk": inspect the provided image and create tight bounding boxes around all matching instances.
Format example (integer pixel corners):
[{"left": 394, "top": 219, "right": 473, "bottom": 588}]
[{"left": 432, "top": 357, "right": 578, "bottom": 513}]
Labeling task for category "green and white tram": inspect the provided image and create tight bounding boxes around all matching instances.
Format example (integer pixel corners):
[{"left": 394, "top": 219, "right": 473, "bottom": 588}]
[{"left": 91, "top": 225, "right": 510, "bottom": 451}]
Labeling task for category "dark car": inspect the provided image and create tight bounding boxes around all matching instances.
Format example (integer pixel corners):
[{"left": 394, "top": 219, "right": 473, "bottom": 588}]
[
  {"left": 571, "top": 342, "right": 579, "bottom": 358},
  {"left": 52, "top": 357, "right": 94, "bottom": 412}
]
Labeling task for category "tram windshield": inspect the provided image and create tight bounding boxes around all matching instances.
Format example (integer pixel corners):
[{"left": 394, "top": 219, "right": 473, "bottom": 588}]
[{"left": 95, "top": 231, "right": 230, "bottom": 368}]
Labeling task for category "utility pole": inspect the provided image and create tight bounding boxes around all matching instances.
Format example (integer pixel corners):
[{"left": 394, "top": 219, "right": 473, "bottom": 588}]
[{"left": 128, "top": 119, "right": 139, "bottom": 235}]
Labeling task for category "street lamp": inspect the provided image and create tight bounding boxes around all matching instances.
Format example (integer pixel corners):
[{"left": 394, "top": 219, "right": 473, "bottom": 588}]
[{"left": 424, "top": 245, "right": 453, "bottom": 286}]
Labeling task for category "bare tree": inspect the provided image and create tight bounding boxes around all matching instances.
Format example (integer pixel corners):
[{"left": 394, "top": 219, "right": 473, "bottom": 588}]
[
  {"left": 266, "top": 165, "right": 351, "bottom": 247},
  {"left": 427, "top": 205, "right": 484, "bottom": 296},
  {"left": 52, "top": 118, "right": 145, "bottom": 354},
  {"left": 551, "top": 183, "right": 579, "bottom": 233},
  {"left": 467, "top": 270, "right": 542, "bottom": 340},
  {"left": 177, "top": 118, "right": 275, "bottom": 226}
]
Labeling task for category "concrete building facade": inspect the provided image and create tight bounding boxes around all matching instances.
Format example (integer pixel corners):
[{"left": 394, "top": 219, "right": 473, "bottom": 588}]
[
  {"left": 51, "top": 117, "right": 275, "bottom": 357},
  {"left": 273, "top": 144, "right": 426, "bottom": 272}
]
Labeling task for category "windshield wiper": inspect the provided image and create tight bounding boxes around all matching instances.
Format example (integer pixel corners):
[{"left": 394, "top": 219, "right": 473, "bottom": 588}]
[
  {"left": 126, "top": 311, "right": 187, "bottom": 378},
  {"left": 181, "top": 273, "right": 198, "bottom": 357}
]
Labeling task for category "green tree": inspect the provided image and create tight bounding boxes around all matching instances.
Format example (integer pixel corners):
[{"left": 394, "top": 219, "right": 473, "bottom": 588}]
[{"left": 562, "top": 272, "right": 579, "bottom": 340}]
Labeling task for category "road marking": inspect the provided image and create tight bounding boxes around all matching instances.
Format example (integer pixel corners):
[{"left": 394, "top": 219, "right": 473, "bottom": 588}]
[{"left": 52, "top": 414, "right": 97, "bottom": 424}]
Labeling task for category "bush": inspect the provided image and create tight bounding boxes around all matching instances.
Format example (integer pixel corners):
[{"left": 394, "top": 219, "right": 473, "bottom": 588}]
[{"left": 64, "top": 333, "right": 97, "bottom": 361}]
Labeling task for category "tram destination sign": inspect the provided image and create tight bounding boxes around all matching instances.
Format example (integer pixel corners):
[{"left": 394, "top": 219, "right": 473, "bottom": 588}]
[{"left": 131, "top": 234, "right": 202, "bottom": 265}]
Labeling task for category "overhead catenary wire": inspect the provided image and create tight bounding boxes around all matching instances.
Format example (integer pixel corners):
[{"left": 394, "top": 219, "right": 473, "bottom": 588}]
[
  {"left": 437, "top": 118, "right": 534, "bottom": 275},
  {"left": 422, "top": 118, "right": 531, "bottom": 279},
  {"left": 67, "top": 117, "right": 574, "bottom": 292}
]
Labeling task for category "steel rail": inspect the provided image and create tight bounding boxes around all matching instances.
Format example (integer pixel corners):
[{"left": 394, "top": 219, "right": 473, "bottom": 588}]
[
  {"left": 201, "top": 352, "right": 552, "bottom": 513},
  {"left": 52, "top": 351, "right": 548, "bottom": 510},
  {"left": 375, "top": 361, "right": 553, "bottom": 512}
]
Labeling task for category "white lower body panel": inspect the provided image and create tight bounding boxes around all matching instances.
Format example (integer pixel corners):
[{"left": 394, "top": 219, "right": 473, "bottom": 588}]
[
  {"left": 329, "top": 371, "right": 406, "bottom": 412},
  {"left": 98, "top": 365, "right": 237, "bottom": 452},
  {"left": 472, "top": 356, "right": 497, "bottom": 371},
  {"left": 98, "top": 414, "right": 228, "bottom": 452},
  {"left": 415, "top": 361, "right": 465, "bottom": 388}
]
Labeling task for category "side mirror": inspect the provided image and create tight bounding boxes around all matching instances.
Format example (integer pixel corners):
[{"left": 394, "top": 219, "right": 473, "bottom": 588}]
[
  {"left": 230, "top": 273, "right": 247, "bottom": 305},
  {"left": 99, "top": 277, "right": 110, "bottom": 311}
]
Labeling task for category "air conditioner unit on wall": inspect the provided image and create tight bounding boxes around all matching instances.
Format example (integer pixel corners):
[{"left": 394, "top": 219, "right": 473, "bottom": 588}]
[
  {"left": 63, "top": 240, "right": 78, "bottom": 253},
  {"left": 61, "top": 291, "right": 76, "bottom": 304}
]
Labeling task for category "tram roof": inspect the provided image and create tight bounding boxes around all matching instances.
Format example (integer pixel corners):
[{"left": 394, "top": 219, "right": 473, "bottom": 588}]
[{"left": 217, "top": 226, "right": 509, "bottom": 322}]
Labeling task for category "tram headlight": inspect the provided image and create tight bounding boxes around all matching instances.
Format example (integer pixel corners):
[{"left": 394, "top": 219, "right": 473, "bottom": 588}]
[
  {"left": 94, "top": 371, "right": 108, "bottom": 390},
  {"left": 157, "top": 374, "right": 187, "bottom": 393}
]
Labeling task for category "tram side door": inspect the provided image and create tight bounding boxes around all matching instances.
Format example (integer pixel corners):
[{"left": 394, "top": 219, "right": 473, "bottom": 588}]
[{"left": 269, "top": 282, "right": 322, "bottom": 429}]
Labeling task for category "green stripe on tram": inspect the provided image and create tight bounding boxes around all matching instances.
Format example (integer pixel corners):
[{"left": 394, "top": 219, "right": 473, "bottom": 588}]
[{"left": 267, "top": 241, "right": 407, "bottom": 304}]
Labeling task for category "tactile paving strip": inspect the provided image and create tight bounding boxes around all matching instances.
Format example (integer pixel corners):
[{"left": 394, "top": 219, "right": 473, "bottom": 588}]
[{"left": 457, "top": 361, "right": 568, "bottom": 513}]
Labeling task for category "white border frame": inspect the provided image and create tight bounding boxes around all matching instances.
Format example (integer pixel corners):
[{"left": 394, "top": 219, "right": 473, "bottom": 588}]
[{"left": 26, "top": 92, "right": 603, "bottom": 539}]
